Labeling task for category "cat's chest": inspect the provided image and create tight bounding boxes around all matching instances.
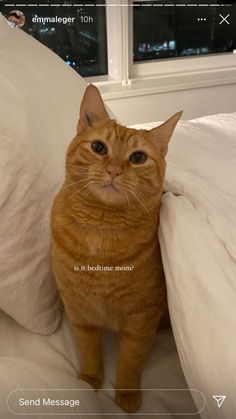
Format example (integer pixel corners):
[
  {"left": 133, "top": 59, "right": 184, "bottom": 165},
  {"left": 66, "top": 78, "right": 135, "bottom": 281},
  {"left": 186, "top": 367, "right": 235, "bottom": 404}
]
[
  {"left": 82, "top": 231, "right": 105, "bottom": 255},
  {"left": 73, "top": 225, "right": 133, "bottom": 260}
]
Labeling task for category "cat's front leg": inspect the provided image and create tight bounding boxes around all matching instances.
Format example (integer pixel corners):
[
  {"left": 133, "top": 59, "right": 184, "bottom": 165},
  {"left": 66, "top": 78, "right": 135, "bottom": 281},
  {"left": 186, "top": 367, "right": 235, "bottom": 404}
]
[
  {"left": 115, "top": 313, "right": 159, "bottom": 413},
  {"left": 68, "top": 317, "right": 104, "bottom": 390}
]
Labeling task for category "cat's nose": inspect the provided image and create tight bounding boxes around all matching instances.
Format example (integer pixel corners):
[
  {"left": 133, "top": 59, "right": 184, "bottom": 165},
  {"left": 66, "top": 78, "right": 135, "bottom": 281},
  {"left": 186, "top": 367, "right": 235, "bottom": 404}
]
[{"left": 106, "top": 166, "right": 122, "bottom": 180}]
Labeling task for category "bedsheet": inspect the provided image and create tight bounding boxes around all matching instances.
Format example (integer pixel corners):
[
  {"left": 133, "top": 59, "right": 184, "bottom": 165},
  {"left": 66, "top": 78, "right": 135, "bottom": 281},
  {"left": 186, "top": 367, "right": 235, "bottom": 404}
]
[{"left": 0, "top": 311, "right": 198, "bottom": 419}]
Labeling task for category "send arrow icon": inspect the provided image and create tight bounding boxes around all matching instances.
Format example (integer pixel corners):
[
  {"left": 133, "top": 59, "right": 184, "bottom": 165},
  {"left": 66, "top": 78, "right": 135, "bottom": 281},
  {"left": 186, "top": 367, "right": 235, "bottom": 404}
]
[{"left": 213, "top": 395, "right": 226, "bottom": 408}]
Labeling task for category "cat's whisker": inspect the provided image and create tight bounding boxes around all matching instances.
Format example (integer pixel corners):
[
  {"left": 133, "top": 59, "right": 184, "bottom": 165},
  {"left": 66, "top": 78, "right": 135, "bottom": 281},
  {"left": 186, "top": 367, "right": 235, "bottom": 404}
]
[
  {"left": 66, "top": 169, "right": 97, "bottom": 175},
  {"left": 83, "top": 188, "right": 92, "bottom": 199},
  {"left": 65, "top": 173, "right": 99, "bottom": 180},
  {"left": 128, "top": 180, "right": 153, "bottom": 195},
  {"left": 126, "top": 184, "right": 146, "bottom": 201},
  {"left": 65, "top": 182, "right": 95, "bottom": 203},
  {"left": 124, "top": 192, "right": 130, "bottom": 209},
  {"left": 66, "top": 171, "right": 93, "bottom": 175},
  {"left": 128, "top": 189, "right": 155, "bottom": 229},
  {"left": 65, "top": 171, "right": 87, "bottom": 175},
  {"left": 125, "top": 181, "right": 145, "bottom": 194},
  {"left": 62, "top": 178, "right": 90, "bottom": 190},
  {"left": 64, "top": 172, "right": 99, "bottom": 180},
  {"left": 65, "top": 164, "right": 88, "bottom": 169},
  {"left": 65, "top": 165, "right": 98, "bottom": 174}
]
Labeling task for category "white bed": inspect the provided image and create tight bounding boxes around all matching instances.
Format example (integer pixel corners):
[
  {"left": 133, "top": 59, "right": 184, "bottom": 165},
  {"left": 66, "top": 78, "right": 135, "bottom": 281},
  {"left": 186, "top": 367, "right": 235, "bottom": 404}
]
[
  {"left": 0, "top": 310, "right": 198, "bottom": 419},
  {"left": 1, "top": 13, "right": 236, "bottom": 419}
]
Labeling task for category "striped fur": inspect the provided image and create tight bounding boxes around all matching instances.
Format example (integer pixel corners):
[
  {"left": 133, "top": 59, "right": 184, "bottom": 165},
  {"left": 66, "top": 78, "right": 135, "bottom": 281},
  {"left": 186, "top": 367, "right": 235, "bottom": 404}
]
[{"left": 51, "top": 85, "right": 182, "bottom": 412}]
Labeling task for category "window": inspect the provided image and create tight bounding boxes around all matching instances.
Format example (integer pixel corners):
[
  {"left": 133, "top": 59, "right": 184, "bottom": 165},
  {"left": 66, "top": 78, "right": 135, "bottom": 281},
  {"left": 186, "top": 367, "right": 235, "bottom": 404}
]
[
  {"left": 1, "top": 1, "right": 235, "bottom": 88},
  {"left": 0, "top": 0, "right": 108, "bottom": 77},
  {"left": 133, "top": 1, "right": 235, "bottom": 62}
]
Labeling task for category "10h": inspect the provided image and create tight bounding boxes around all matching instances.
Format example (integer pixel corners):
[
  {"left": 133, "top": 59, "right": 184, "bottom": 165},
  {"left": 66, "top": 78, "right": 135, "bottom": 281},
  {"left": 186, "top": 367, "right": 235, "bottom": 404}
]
[{"left": 80, "top": 15, "right": 94, "bottom": 23}]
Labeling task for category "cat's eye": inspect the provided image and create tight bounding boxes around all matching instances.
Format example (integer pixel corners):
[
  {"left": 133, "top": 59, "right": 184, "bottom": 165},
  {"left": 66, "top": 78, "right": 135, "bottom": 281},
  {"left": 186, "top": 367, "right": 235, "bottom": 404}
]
[
  {"left": 130, "top": 151, "right": 147, "bottom": 164},
  {"left": 91, "top": 141, "right": 107, "bottom": 155}
]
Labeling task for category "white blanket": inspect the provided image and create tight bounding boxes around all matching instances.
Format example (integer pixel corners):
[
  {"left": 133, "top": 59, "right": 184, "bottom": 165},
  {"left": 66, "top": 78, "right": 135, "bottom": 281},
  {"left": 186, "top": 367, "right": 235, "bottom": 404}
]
[
  {"left": 0, "top": 311, "right": 197, "bottom": 419},
  {"left": 133, "top": 113, "right": 236, "bottom": 419}
]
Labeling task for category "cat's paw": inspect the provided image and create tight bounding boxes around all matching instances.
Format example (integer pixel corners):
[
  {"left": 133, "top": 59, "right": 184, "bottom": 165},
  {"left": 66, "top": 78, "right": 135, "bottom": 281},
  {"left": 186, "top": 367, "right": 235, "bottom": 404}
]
[
  {"left": 115, "top": 389, "right": 142, "bottom": 413},
  {"left": 78, "top": 372, "right": 103, "bottom": 391}
]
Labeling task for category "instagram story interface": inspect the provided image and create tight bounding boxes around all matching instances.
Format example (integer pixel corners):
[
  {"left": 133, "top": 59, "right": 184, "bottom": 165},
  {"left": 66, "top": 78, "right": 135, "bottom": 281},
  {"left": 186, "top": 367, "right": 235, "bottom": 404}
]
[{"left": 0, "top": 0, "right": 235, "bottom": 418}]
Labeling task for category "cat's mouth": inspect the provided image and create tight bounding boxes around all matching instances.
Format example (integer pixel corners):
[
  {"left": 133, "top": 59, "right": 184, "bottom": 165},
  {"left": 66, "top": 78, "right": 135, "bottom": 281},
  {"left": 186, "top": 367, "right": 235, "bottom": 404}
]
[
  {"left": 102, "top": 182, "right": 119, "bottom": 193},
  {"left": 96, "top": 181, "right": 125, "bottom": 206}
]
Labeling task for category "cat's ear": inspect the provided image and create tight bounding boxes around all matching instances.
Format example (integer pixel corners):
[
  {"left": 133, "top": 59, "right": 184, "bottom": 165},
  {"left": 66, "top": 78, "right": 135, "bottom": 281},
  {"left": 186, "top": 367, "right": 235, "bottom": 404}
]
[
  {"left": 149, "top": 111, "right": 183, "bottom": 158},
  {"left": 77, "top": 84, "right": 110, "bottom": 134}
]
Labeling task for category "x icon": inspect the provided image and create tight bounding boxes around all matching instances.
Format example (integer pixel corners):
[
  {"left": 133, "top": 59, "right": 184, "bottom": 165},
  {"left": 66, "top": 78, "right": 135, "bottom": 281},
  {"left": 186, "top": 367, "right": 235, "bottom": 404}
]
[{"left": 219, "top": 14, "right": 230, "bottom": 25}]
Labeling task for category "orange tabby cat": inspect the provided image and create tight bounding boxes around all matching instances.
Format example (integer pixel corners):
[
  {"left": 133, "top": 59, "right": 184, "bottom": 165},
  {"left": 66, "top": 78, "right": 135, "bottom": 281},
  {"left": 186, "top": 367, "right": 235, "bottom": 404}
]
[{"left": 51, "top": 85, "right": 182, "bottom": 413}]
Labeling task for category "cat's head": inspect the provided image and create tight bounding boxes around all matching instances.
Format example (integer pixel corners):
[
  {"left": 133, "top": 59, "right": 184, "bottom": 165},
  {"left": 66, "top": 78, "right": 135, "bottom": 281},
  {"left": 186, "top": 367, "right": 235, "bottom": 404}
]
[{"left": 65, "top": 85, "right": 182, "bottom": 209}]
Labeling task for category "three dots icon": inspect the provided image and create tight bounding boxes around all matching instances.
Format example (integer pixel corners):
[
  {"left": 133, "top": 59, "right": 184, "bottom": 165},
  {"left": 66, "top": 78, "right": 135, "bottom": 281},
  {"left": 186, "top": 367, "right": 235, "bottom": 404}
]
[{"left": 197, "top": 17, "right": 207, "bottom": 21}]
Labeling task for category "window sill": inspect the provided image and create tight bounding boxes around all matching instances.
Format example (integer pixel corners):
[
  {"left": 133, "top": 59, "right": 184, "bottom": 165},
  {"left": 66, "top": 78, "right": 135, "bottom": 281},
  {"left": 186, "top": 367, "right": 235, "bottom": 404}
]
[
  {"left": 86, "top": 52, "right": 236, "bottom": 100},
  {"left": 91, "top": 65, "right": 236, "bottom": 100}
]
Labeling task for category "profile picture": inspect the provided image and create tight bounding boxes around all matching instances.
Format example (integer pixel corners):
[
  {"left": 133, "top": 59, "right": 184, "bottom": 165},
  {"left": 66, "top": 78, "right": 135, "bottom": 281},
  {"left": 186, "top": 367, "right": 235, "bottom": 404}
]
[{"left": 7, "top": 10, "right": 25, "bottom": 28}]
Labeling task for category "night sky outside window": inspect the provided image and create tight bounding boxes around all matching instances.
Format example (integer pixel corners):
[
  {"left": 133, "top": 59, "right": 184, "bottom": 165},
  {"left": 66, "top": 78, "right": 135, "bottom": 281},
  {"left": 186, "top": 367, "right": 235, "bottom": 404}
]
[
  {"left": 133, "top": 1, "right": 236, "bottom": 62},
  {"left": 0, "top": 0, "right": 108, "bottom": 78}
]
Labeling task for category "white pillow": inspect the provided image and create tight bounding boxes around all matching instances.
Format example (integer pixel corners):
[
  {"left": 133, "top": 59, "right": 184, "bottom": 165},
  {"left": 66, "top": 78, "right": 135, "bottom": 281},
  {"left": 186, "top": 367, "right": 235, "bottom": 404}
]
[
  {"left": 0, "top": 15, "right": 88, "bottom": 334},
  {"left": 158, "top": 113, "right": 236, "bottom": 419}
]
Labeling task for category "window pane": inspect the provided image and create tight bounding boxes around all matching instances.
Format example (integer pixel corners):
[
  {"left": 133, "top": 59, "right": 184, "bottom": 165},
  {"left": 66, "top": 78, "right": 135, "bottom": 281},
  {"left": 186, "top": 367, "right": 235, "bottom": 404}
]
[
  {"left": 133, "top": 1, "right": 236, "bottom": 61},
  {"left": 0, "top": 0, "right": 108, "bottom": 77}
]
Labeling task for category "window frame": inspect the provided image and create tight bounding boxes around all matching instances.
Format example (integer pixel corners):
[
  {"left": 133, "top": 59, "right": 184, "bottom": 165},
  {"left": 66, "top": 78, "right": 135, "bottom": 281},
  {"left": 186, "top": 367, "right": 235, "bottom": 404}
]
[
  {"left": 130, "top": 0, "right": 236, "bottom": 79},
  {"left": 85, "top": 0, "right": 236, "bottom": 95}
]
